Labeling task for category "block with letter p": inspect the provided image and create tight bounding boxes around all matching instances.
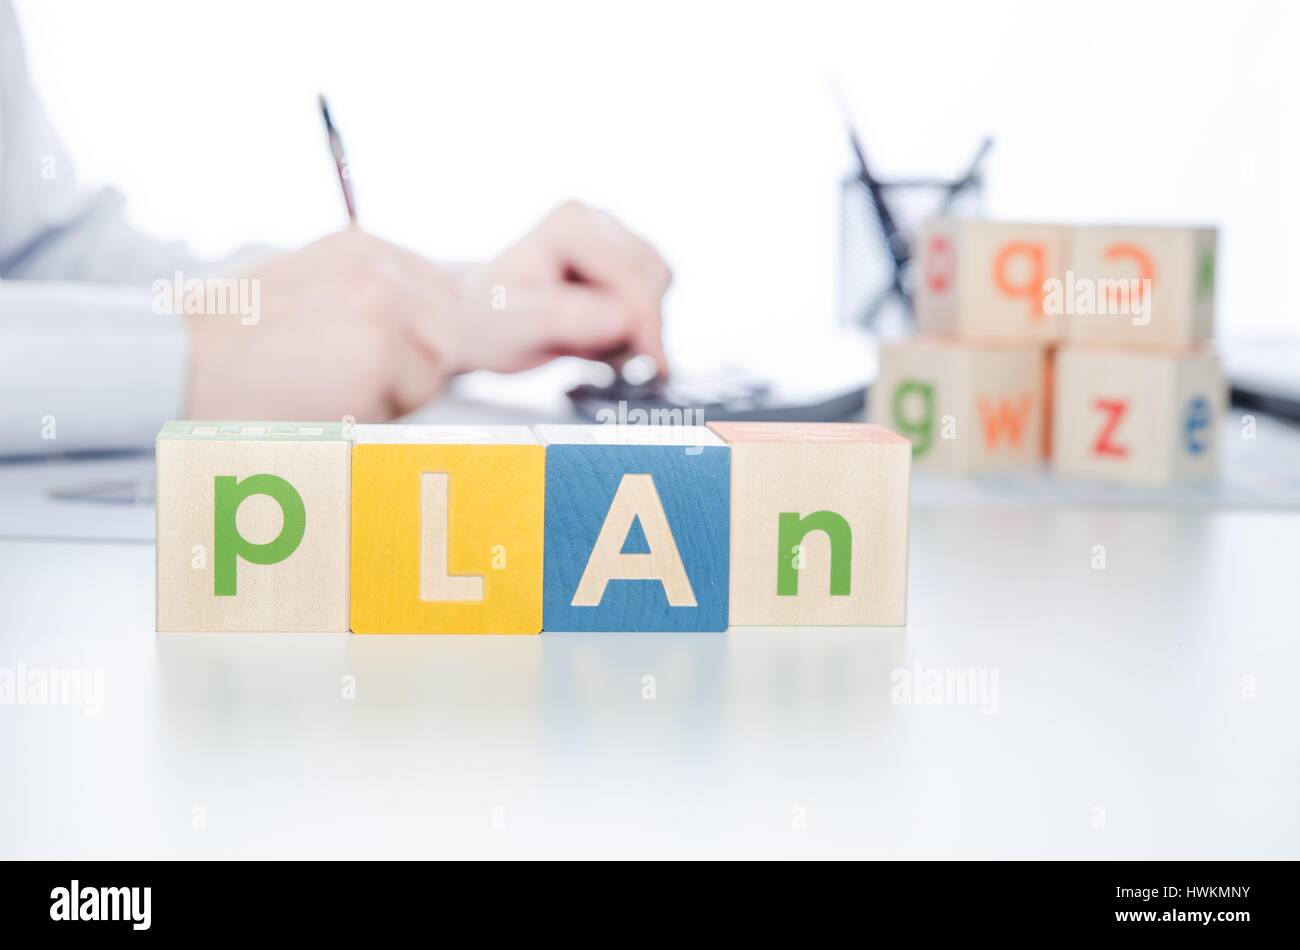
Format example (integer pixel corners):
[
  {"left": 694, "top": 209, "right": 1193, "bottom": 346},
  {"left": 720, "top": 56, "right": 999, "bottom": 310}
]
[
  {"left": 871, "top": 337, "right": 1048, "bottom": 471},
  {"left": 707, "top": 422, "right": 910, "bottom": 626},
  {"left": 349, "top": 425, "right": 544, "bottom": 634},
  {"left": 1052, "top": 346, "right": 1225, "bottom": 485},
  {"left": 537, "top": 425, "right": 730, "bottom": 632},
  {"left": 155, "top": 422, "right": 351, "bottom": 632},
  {"left": 915, "top": 218, "right": 1069, "bottom": 341},
  {"left": 1065, "top": 225, "right": 1216, "bottom": 348}
]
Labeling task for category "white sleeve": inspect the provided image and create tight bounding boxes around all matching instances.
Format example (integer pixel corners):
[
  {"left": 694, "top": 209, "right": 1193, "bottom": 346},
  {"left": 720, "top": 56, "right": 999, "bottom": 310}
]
[
  {"left": 0, "top": 282, "right": 188, "bottom": 455},
  {"left": 0, "top": 2, "right": 237, "bottom": 456}
]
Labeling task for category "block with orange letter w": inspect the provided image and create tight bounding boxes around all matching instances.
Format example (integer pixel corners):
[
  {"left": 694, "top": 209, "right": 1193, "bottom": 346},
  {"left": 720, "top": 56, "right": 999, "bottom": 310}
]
[{"left": 976, "top": 394, "right": 1034, "bottom": 449}]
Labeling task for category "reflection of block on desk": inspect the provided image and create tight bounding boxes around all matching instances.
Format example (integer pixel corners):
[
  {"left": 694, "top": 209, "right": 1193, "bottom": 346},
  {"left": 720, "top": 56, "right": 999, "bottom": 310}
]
[
  {"left": 1052, "top": 347, "right": 1225, "bottom": 486},
  {"left": 872, "top": 337, "right": 1048, "bottom": 472},
  {"left": 155, "top": 422, "right": 350, "bottom": 632},
  {"left": 350, "top": 425, "right": 544, "bottom": 634},
  {"left": 707, "top": 422, "right": 910, "bottom": 626}
]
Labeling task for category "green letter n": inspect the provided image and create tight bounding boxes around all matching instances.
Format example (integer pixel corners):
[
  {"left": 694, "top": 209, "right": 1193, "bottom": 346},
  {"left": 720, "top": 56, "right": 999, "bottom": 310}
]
[
  {"left": 214, "top": 474, "right": 306, "bottom": 596},
  {"left": 777, "top": 511, "right": 852, "bottom": 597}
]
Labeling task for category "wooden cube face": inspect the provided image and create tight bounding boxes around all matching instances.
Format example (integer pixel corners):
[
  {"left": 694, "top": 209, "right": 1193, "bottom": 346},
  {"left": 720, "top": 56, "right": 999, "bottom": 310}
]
[
  {"left": 1052, "top": 346, "right": 1224, "bottom": 485},
  {"left": 915, "top": 219, "right": 1069, "bottom": 342},
  {"left": 155, "top": 422, "right": 351, "bottom": 632},
  {"left": 707, "top": 422, "right": 910, "bottom": 626},
  {"left": 1065, "top": 226, "right": 1216, "bottom": 348},
  {"left": 349, "top": 426, "right": 544, "bottom": 634},
  {"left": 536, "top": 425, "right": 730, "bottom": 632},
  {"left": 871, "top": 338, "right": 1047, "bottom": 472}
]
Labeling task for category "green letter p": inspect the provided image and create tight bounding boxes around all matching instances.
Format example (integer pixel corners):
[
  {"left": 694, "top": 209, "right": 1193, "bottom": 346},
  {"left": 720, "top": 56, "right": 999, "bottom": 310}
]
[{"left": 214, "top": 474, "right": 307, "bottom": 596}]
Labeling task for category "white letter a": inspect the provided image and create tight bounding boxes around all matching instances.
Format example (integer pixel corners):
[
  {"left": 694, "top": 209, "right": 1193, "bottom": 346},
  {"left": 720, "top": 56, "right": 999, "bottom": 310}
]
[
  {"left": 50, "top": 887, "right": 70, "bottom": 921},
  {"left": 571, "top": 474, "right": 697, "bottom": 607}
]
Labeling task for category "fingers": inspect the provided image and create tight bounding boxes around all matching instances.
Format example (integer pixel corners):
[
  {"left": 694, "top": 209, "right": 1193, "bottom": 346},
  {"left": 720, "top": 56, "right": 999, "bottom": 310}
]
[
  {"left": 534, "top": 202, "right": 671, "bottom": 374},
  {"left": 355, "top": 232, "right": 463, "bottom": 375},
  {"left": 588, "top": 206, "right": 673, "bottom": 299},
  {"left": 509, "top": 283, "right": 640, "bottom": 361},
  {"left": 389, "top": 338, "right": 446, "bottom": 415},
  {"left": 334, "top": 212, "right": 671, "bottom": 387}
]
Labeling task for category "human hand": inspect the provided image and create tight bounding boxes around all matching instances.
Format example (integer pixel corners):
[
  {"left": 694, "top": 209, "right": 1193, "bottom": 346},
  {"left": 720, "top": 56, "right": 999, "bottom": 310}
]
[
  {"left": 184, "top": 203, "right": 672, "bottom": 422},
  {"left": 184, "top": 227, "right": 459, "bottom": 421},
  {"left": 446, "top": 201, "right": 672, "bottom": 376}
]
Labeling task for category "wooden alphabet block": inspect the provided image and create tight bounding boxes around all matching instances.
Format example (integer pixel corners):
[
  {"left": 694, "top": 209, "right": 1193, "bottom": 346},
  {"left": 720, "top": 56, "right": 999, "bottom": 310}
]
[
  {"left": 871, "top": 337, "right": 1048, "bottom": 471},
  {"left": 1052, "top": 346, "right": 1224, "bottom": 485},
  {"left": 915, "top": 218, "right": 1069, "bottom": 341},
  {"left": 155, "top": 422, "right": 350, "bottom": 632},
  {"left": 1064, "top": 225, "right": 1216, "bottom": 348},
  {"left": 535, "top": 425, "right": 730, "bottom": 632},
  {"left": 349, "top": 425, "right": 544, "bottom": 634},
  {"left": 706, "top": 422, "right": 910, "bottom": 626}
]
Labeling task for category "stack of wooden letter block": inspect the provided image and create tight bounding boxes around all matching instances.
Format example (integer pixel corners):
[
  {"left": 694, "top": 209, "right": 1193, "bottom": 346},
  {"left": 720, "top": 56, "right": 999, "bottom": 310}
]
[{"left": 872, "top": 219, "right": 1224, "bottom": 485}]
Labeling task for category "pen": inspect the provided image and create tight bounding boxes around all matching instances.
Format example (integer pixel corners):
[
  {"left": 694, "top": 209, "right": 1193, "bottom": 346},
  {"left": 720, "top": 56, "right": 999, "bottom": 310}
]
[{"left": 318, "top": 94, "right": 357, "bottom": 223}]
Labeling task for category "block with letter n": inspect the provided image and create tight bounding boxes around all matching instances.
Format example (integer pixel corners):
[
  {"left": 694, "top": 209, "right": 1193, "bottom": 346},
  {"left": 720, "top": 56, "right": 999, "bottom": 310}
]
[
  {"left": 537, "top": 425, "right": 730, "bottom": 632},
  {"left": 155, "top": 421, "right": 351, "bottom": 632},
  {"left": 707, "top": 422, "right": 910, "bottom": 626},
  {"left": 348, "top": 425, "right": 544, "bottom": 634}
]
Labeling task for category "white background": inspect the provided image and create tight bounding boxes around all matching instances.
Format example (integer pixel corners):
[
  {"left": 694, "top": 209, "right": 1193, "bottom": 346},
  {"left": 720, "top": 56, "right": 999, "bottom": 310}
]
[{"left": 15, "top": 0, "right": 1299, "bottom": 360}]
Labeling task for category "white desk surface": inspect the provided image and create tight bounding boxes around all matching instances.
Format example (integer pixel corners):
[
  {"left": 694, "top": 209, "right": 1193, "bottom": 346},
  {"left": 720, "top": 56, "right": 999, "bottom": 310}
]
[
  {"left": 2, "top": 392, "right": 1300, "bottom": 858},
  {"left": 3, "top": 511, "right": 1299, "bottom": 858}
]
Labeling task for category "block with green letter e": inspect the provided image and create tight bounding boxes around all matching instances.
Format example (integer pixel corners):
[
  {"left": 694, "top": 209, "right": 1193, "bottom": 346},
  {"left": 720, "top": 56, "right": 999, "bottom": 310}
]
[
  {"left": 871, "top": 336, "right": 1049, "bottom": 471},
  {"left": 1052, "top": 346, "right": 1224, "bottom": 486},
  {"left": 155, "top": 422, "right": 351, "bottom": 632},
  {"left": 707, "top": 422, "right": 910, "bottom": 626}
]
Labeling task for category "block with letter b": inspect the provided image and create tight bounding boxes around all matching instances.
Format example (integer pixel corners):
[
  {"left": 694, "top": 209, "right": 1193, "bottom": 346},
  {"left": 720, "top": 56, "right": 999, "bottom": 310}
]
[
  {"left": 536, "top": 425, "right": 730, "bottom": 632},
  {"left": 155, "top": 422, "right": 351, "bottom": 632},
  {"left": 1052, "top": 346, "right": 1225, "bottom": 485},
  {"left": 349, "top": 425, "right": 544, "bottom": 634},
  {"left": 871, "top": 337, "right": 1048, "bottom": 471},
  {"left": 1064, "top": 225, "right": 1216, "bottom": 349},
  {"left": 915, "top": 218, "right": 1069, "bottom": 341},
  {"left": 707, "top": 422, "right": 910, "bottom": 626}
]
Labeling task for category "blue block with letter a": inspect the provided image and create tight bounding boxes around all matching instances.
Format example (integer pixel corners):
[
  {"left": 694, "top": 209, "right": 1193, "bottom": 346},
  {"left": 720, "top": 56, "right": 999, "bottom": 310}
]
[{"left": 535, "top": 425, "right": 730, "bottom": 632}]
